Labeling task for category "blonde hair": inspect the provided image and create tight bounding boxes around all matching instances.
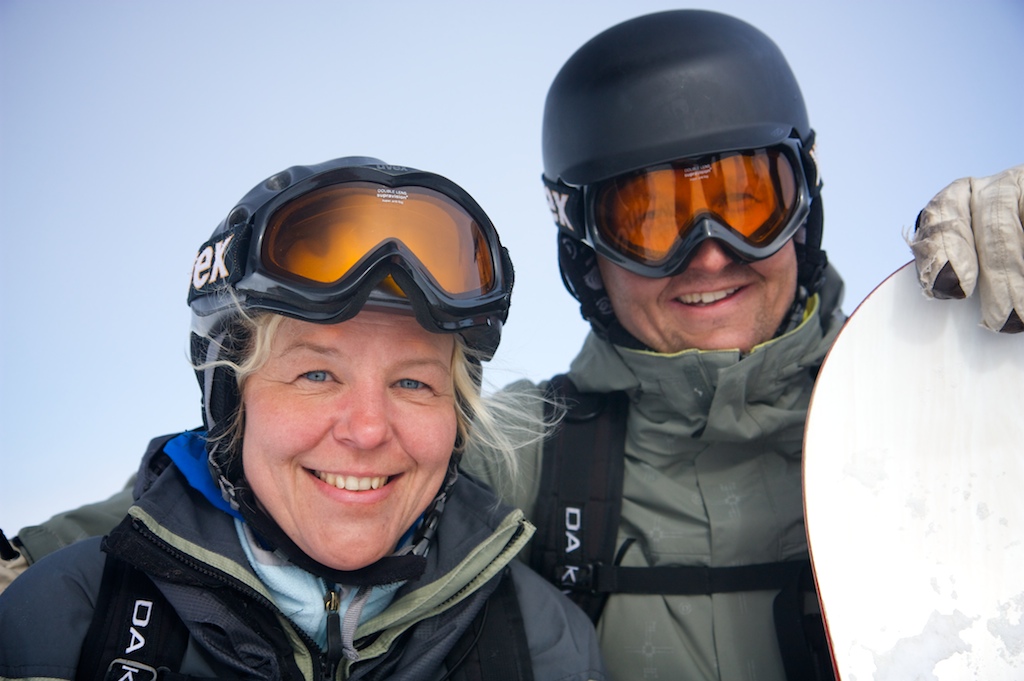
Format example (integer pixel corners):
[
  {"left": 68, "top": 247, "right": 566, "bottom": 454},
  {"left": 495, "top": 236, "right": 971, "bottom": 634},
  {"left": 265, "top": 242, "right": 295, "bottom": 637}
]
[{"left": 198, "top": 310, "right": 556, "bottom": 483}]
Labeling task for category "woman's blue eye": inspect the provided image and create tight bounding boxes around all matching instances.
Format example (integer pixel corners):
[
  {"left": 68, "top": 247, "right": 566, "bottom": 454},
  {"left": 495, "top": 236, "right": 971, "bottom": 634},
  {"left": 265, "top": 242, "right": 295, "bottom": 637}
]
[
  {"left": 303, "top": 371, "right": 329, "bottom": 382},
  {"left": 396, "top": 378, "right": 424, "bottom": 390}
]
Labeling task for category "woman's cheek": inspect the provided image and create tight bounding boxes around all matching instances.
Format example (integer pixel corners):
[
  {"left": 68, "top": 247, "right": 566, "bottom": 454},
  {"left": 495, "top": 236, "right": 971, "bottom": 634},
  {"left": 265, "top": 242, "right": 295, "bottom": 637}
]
[{"left": 403, "top": 404, "right": 459, "bottom": 461}]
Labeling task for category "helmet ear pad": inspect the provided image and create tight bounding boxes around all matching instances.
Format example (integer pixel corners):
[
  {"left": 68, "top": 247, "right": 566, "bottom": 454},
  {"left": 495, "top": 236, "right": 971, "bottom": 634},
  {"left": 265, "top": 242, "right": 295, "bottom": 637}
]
[
  {"left": 190, "top": 327, "right": 249, "bottom": 487},
  {"left": 557, "top": 234, "right": 648, "bottom": 350}
]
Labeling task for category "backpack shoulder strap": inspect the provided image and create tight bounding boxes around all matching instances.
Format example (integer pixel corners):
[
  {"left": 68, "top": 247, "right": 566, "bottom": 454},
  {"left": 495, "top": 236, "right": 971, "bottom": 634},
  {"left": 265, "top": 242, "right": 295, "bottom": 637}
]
[
  {"left": 526, "top": 378, "right": 834, "bottom": 679},
  {"left": 530, "top": 373, "right": 630, "bottom": 622},
  {"left": 443, "top": 567, "right": 535, "bottom": 681},
  {"left": 77, "top": 554, "right": 190, "bottom": 681}
]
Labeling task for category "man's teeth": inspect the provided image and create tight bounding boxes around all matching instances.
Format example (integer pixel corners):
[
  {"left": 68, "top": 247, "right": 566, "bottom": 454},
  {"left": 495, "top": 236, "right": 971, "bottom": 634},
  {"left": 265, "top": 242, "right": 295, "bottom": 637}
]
[
  {"left": 678, "top": 287, "right": 738, "bottom": 305},
  {"left": 316, "top": 471, "right": 388, "bottom": 491}
]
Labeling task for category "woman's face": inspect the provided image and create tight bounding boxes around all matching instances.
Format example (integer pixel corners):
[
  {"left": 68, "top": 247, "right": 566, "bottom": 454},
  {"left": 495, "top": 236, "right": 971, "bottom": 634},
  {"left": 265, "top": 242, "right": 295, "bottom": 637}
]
[{"left": 241, "top": 310, "right": 457, "bottom": 571}]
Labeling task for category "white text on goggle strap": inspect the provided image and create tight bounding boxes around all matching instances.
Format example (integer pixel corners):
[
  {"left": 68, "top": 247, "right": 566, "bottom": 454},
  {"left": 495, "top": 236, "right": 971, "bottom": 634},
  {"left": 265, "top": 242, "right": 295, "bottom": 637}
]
[{"left": 192, "top": 235, "right": 234, "bottom": 290}]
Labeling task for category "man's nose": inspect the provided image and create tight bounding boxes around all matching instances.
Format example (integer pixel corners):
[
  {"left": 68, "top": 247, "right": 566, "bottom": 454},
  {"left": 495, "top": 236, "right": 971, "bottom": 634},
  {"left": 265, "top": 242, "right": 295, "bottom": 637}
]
[{"left": 685, "top": 239, "right": 736, "bottom": 272}]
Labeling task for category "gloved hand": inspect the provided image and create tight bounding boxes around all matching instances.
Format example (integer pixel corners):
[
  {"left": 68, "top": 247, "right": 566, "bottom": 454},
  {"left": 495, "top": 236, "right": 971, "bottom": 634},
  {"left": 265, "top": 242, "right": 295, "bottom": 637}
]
[{"left": 910, "top": 164, "right": 1024, "bottom": 333}]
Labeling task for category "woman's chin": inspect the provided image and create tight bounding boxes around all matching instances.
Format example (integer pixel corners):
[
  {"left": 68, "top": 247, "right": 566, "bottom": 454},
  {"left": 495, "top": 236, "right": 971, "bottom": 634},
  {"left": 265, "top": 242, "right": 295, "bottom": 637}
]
[{"left": 309, "top": 545, "right": 393, "bottom": 572}]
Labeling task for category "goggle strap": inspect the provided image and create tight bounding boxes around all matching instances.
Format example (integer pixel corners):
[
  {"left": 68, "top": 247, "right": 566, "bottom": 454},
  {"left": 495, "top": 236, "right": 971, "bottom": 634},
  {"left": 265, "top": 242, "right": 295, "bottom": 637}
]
[
  {"left": 800, "top": 129, "right": 820, "bottom": 191},
  {"left": 793, "top": 129, "right": 828, "bottom": 291},
  {"left": 542, "top": 175, "right": 586, "bottom": 239},
  {"left": 188, "top": 222, "right": 252, "bottom": 304},
  {"left": 796, "top": 192, "right": 828, "bottom": 292}
]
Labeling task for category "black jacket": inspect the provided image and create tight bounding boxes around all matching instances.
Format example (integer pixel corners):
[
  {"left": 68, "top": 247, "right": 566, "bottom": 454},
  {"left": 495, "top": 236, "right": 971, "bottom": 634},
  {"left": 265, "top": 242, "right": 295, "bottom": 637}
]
[{"left": 0, "top": 436, "right": 604, "bottom": 680}]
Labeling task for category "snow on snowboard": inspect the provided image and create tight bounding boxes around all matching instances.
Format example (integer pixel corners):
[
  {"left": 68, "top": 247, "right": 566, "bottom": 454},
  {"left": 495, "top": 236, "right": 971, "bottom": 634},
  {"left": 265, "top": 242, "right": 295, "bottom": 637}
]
[{"left": 804, "top": 262, "right": 1024, "bottom": 680}]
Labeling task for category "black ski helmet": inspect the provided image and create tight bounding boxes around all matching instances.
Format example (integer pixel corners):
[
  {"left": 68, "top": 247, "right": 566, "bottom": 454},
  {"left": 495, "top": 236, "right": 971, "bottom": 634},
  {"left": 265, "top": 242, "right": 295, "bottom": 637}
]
[{"left": 542, "top": 10, "right": 827, "bottom": 340}]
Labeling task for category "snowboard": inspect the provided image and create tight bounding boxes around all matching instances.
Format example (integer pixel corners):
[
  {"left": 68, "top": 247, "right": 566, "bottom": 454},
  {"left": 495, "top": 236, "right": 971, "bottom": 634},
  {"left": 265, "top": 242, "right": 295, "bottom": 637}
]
[{"left": 803, "top": 262, "right": 1024, "bottom": 680}]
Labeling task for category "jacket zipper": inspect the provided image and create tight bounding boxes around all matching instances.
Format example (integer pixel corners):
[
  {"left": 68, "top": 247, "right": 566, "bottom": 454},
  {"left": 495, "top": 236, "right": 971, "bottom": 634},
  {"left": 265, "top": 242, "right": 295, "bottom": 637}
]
[{"left": 325, "top": 587, "right": 344, "bottom": 677}]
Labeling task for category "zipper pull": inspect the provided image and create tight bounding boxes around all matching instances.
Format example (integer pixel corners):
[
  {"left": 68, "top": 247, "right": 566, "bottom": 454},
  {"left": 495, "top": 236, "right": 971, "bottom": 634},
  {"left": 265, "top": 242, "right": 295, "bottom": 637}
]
[{"left": 325, "top": 588, "right": 344, "bottom": 665}]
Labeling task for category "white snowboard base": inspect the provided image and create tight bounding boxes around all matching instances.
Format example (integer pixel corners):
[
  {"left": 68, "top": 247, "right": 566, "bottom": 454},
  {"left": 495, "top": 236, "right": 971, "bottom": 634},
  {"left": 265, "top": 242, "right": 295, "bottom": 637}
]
[{"left": 804, "top": 263, "right": 1024, "bottom": 680}]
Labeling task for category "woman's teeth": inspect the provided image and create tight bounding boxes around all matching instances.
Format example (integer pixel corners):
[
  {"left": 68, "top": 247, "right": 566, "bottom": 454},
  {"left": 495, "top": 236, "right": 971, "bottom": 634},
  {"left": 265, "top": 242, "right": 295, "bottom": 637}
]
[{"left": 316, "top": 471, "right": 388, "bottom": 491}]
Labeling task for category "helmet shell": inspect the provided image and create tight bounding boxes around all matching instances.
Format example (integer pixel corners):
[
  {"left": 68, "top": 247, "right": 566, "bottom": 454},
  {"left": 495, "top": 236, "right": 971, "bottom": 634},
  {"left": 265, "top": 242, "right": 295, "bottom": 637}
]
[{"left": 543, "top": 10, "right": 811, "bottom": 187}]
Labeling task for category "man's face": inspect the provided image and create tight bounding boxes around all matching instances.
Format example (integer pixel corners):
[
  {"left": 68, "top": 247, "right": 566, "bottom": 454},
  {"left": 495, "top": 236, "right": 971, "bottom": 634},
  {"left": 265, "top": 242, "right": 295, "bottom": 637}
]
[{"left": 597, "top": 239, "right": 799, "bottom": 354}]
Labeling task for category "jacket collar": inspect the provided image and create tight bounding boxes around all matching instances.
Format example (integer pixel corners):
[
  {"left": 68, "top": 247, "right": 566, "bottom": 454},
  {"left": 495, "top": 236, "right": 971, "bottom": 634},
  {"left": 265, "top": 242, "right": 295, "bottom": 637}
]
[{"left": 565, "top": 275, "right": 845, "bottom": 449}]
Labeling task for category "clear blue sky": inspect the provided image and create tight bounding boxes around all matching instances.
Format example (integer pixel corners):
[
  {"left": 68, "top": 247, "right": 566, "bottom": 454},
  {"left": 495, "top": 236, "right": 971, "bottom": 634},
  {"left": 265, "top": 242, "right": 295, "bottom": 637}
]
[{"left": 2, "top": 0, "right": 1022, "bottom": 533}]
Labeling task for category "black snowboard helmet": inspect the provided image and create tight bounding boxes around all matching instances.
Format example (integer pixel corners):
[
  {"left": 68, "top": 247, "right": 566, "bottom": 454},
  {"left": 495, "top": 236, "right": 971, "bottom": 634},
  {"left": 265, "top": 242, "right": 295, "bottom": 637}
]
[{"left": 541, "top": 10, "right": 827, "bottom": 343}]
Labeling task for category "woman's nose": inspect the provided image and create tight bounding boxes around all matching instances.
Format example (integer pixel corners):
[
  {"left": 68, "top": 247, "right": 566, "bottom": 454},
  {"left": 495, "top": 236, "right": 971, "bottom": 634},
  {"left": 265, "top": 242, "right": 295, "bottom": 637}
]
[{"left": 332, "top": 389, "right": 391, "bottom": 450}]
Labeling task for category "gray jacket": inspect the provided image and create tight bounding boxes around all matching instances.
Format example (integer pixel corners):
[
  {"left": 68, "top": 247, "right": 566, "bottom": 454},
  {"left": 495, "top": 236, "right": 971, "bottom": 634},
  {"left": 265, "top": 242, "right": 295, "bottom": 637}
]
[
  {"left": 0, "top": 438, "right": 604, "bottom": 680},
  {"left": 465, "top": 269, "right": 847, "bottom": 681}
]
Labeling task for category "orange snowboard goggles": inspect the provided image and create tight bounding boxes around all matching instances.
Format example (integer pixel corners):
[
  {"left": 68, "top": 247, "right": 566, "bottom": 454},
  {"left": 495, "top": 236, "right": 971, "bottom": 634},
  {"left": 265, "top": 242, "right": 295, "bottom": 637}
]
[
  {"left": 262, "top": 182, "right": 497, "bottom": 299},
  {"left": 188, "top": 162, "right": 512, "bottom": 358},
  {"left": 545, "top": 140, "right": 812, "bottom": 277}
]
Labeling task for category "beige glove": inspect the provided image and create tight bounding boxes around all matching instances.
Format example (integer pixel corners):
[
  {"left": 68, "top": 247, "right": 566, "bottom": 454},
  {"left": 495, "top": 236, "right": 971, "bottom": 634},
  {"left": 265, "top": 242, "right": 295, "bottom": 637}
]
[
  {"left": 0, "top": 553, "right": 28, "bottom": 595},
  {"left": 911, "top": 164, "right": 1024, "bottom": 333}
]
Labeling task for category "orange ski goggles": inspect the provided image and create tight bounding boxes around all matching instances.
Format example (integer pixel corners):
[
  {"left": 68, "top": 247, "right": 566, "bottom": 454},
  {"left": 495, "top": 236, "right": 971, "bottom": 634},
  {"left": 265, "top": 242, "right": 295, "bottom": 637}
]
[
  {"left": 545, "top": 140, "right": 812, "bottom": 277},
  {"left": 261, "top": 182, "right": 497, "bottom": 299},
  {"left": 189, "top": 163, "right": 512, "bottom": 357}
]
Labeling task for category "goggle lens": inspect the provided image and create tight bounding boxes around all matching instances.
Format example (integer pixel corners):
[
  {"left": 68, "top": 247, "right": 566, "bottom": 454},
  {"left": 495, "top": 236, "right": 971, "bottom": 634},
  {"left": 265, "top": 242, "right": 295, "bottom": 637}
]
[
  {"left": 593, "top": 148, "right": 798, "bottom": 264},
  {"left": 263, "top": 183, "right": 495, "bottom": 298}
]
